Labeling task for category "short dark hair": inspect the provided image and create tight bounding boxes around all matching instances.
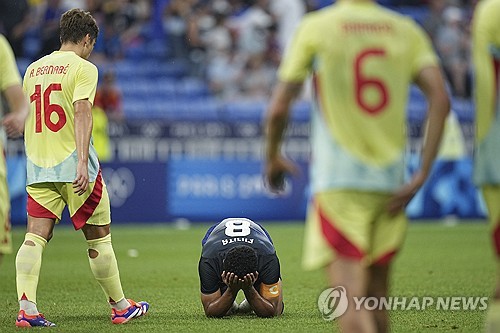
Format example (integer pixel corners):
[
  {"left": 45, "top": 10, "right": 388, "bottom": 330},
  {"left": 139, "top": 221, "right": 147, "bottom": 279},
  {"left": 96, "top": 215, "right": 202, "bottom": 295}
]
[
  {"left": 223, "top": 245, "right": 258, "bottom": 278},
  {"left": 60, "top": 9, "right": 99, "bottom": 44}
]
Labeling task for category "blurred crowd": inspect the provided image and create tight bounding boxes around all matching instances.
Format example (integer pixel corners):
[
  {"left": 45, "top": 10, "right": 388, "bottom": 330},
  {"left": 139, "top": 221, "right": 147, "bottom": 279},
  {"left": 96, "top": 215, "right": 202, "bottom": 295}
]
[
  {"left": 0, "top": 0, "right": 151, "bottom": 62},
  {"left": 162, "top": 0, "right": 309, "bottom": 100},
  {"left": 164, "top": 0, "right": 476, "bottom": 100},
  {"left": 422, "top": 0, "right": 474, "bottom": 98},
  {"left": 162, "top": 0, "right": 476, "bottom": 101},
  {"left": 0, "top": 0, "right": 476, "bottom": 107}
]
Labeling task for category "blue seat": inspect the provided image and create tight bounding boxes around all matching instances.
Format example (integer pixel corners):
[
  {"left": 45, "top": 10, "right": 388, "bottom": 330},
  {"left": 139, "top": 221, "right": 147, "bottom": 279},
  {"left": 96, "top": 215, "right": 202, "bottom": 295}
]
[
  {"left": 407, "top": 99, "right": 428, "bottom": 122},
  {"left": 123, "top": 99, "right": 146, "bottom": 118},
  {"left": 222, "top": 100, "right": 266, "bottom": 121},
  {"left": 16, "top": 57, "right": 32, "bottom": 76},
  {"left": 177, "top": 78, "right": 209, "bottom": 98},
  {"left": 451, "top": 98, "right": 474, "bottom": 122},
  {"left": 291, "top": 100, "right": 311, "bottom": 121},
  {"left": 397, "top": 6, "right": 430, "bottom": 25}
]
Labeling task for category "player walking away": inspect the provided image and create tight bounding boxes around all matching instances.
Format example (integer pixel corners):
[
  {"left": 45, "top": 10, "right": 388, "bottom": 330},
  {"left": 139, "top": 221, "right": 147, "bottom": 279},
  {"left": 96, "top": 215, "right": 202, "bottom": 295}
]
[
  {"left": 264, "top": 1, "right": 449, "bottom": 332},
  {"left": 15, "top": 9, "right": 148, "bottom": 327},
  {"left": 0, "top": 33, "right": 29, "bottom": 267},
  {"left": 198, "top": 218, "right": 283, "bottom": 317},
  {"left": 471, "top": 1, "right": 500, "bottom": 331}
]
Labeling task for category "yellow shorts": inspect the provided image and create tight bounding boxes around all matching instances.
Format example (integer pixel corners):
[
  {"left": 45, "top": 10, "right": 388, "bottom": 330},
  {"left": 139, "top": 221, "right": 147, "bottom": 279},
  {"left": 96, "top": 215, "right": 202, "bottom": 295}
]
[
  {"left": 302, "top": 190, "right": 407, "bottom": 270},
  {"left": 26, "top": 170, "right": 111, "bottom": 230},
  {"left": 481, "top": 185, "right": 500, "bottom": 257},
  {"left": 0, "top": 149, "right": 12, "bottom": 254}
]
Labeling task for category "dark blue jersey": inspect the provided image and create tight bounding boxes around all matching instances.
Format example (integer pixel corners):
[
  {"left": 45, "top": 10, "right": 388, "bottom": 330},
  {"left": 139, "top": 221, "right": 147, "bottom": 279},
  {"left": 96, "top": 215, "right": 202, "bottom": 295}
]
[{"left": 198, "top": 218, "right": 281, "bottom": 294}]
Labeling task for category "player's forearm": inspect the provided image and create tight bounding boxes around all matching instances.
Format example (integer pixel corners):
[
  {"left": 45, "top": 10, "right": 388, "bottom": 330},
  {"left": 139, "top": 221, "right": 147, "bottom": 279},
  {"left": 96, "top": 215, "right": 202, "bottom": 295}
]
[
  {"left": 265, "top": 83, "right": 299, "bottom": 161},
  {"left": 243, "top": 287, "right": 277, "bottom": 317},
  {"left": 415, "top": 66, "right": 450, "bottom": 178},
  {"left": 203, "top": 289, "right": 237, "bottom": 317},
  {"left": 420, "top": 95, "right": 449, "bottom": 176},
  {"left": 74, "top": 102, "right": 93, "bottom": 164},
  {"left": 265, "top": 114, "right": 287, "bottom": 161},
  {"left": 5, "top": 85, "right": 28, "bottom": 118}
]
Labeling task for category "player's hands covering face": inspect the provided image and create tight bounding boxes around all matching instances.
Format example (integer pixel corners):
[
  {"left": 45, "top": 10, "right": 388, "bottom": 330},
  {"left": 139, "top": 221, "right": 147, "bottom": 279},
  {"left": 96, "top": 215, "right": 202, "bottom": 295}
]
[
  {"left": 239, "top": 271, "right": 258, "bottom": 291},
  {"left": 221, "top": 271, "right": 259, "bottom": 291},
  {"left": 222, "top": 271, "right": 242, "bottom": 291}
]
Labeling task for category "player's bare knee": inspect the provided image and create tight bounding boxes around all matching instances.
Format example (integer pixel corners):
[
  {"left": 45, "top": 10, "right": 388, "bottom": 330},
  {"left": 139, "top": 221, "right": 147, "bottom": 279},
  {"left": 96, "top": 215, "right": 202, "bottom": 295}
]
[
  {"left": 88, "top": 248, "right": 99, "bottom": 259},
  {"left": 24, "top": 240, "right": 36, "bottom": 246}
]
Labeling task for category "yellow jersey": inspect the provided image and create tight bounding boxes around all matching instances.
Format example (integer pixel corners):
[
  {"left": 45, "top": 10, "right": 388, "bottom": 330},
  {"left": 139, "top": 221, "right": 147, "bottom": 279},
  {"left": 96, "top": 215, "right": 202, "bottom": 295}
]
[
  {"left": 278, "top": 1, "right": 438, "bottom": 192},
  {"left": 472, "top": 0, "right": 500, "bottom": 185},
  {"left": 0, "top": 34, "right": 22, "bottom": 178},
  {"left": 23, "top": 51, "right": 99, "bottom": 185}
]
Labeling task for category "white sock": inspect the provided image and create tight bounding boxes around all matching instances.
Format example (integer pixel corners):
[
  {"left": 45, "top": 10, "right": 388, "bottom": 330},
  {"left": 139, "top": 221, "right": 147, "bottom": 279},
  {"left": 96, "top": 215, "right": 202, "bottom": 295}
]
[
  {"left": 19, "top": 300, "right": 38, "bottom": 316},
  {"left": 226, "top": 301, "right": 238, "bottom": 315},
  {"left": 111, "top": 298, "right": 131, "bottom": 311},
  {"left": 238, "top": 299, "right": 252, "bottom": 313}
]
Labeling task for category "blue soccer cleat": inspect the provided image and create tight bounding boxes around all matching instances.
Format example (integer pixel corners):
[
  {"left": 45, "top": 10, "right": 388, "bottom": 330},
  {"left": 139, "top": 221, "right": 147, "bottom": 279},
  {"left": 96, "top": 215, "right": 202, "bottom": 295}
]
[
  {"left": 15, "top": 310, "right": 56, "bottom": 327},
  {"left": 111, "top": 299, "right": 149, "bottom": 324}
]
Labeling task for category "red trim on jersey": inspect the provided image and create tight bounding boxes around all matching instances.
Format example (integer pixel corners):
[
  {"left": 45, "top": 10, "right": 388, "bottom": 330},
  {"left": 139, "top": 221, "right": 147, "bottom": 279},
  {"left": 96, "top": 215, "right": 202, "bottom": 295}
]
[
  {"left": 373, "top": 250, "right": 397, "bottom": 266},
  {"left": 27, "top": 195, "right": 58, "bottom": 219},
  {"left": 493, "top": 222, "right": 500, "bottom": 257},
  {"left": 318, "top": 204, "right": 364, "bottom": 260},
  {"left": 71, "top": 171, "right": 104, "bottom": 230}
]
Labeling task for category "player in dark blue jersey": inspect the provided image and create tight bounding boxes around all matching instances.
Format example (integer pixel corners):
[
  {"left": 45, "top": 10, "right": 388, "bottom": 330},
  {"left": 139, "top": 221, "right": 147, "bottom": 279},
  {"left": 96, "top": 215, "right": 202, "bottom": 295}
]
[{"left": 198, "top": 218, "right": 283, "bottom": 317}]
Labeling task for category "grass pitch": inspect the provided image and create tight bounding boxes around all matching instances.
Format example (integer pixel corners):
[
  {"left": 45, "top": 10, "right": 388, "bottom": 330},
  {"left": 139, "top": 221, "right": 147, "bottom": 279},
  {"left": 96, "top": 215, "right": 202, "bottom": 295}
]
[{"left": 0, "top": 221, "right": 493, "bottom": 332}]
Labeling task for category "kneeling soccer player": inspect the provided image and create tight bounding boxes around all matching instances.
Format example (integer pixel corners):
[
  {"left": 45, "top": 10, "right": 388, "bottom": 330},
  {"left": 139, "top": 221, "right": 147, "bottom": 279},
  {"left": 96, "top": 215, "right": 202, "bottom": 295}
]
[{"left": 198, "top": 218, "right": 283, "bottom": 317}]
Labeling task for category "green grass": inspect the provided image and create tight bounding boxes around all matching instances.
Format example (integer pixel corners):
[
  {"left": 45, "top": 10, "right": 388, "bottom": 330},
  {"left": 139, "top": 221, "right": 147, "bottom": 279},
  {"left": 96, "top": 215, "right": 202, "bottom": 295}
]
[{"left": 0, "top": 221, "right": 493, "bottom": 332}]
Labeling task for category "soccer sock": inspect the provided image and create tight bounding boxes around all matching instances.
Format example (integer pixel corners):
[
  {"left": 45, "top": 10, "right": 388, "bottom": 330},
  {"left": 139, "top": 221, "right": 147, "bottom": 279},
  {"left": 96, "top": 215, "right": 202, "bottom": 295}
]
[
  {"left": 486, "top": 300, "right": 500, "bottom": 333},
  {"left": 227, "top": 301, "right": 238, "bottom": 315},
  {"left": 19, "top": 300, "right": 38, "bottom": 316},
  {"left": 112, "top": 298, "right": 131, "bottom": 311},
  {"left": 15, "top": 232, "right": 46, "bottom": 314},
  {"left": 238, "top": 298, "right": 252, "bottom": 313},
  {"left": 87, "top": 234, "right": 129, "bottom": 310}
]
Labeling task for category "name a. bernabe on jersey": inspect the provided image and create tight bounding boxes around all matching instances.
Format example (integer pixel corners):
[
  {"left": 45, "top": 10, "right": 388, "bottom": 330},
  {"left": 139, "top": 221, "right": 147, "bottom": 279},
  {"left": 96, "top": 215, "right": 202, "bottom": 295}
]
[
  {"left": 342, "top": 22, "right": 393, "bottom": 34},
  {"left": 221, "top": 237, "right": 254, "bottom": 246},
  {"left": 29, "top": 64, "right": 70, "bottom": 77}
]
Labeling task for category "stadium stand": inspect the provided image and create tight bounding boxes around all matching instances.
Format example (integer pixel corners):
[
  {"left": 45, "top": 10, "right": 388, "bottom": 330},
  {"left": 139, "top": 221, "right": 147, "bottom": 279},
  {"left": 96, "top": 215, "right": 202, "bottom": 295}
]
[{"left": 8, "top": 1, "right": 473, "bottom": 123}]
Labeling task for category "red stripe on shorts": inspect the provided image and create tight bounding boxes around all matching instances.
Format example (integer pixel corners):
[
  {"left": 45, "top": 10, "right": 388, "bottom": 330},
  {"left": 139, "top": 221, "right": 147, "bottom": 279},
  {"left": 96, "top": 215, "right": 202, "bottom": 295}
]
[
  {"left": 318, "top": 204, "right": 364, "bottom": 260},
  {"left": 27, "top": 194, "right": 58, "bottom": 219},
  {"left": 373, "top": 250, "right": 397, "bottom": 266},
  {"left": 493, "top": 221, "right": 500, "bottom": 257},
  {"left": 71, "top": 171, "right": 104, "bottom": 230}
]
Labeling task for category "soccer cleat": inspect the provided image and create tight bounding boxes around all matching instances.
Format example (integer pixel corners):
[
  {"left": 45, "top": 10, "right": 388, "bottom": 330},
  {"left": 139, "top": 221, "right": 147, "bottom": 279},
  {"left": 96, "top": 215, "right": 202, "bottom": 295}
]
[
  {"left": 15, "top": 310, "right": 56, "bottom": 327},
  {"left": 111, "top": 299, "right": 149, "bottom": 324}
]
